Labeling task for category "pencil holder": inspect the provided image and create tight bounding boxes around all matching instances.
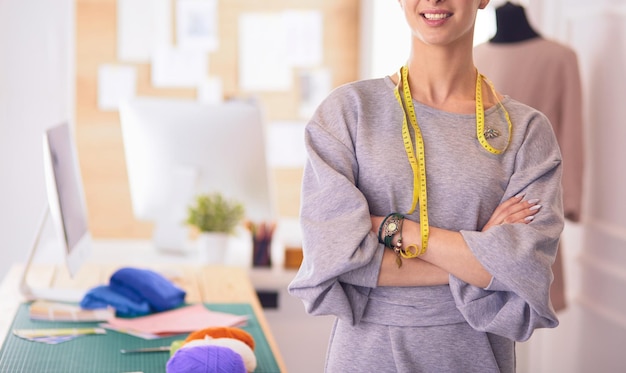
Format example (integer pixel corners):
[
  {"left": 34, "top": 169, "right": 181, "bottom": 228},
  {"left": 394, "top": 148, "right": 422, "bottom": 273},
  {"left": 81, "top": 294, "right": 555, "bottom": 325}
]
[
  {"left": 252, "top": 235, "right": 272, "bottom": 267},
  {"left": 249, "top": 221, "right": 274, "bottom": 267}
]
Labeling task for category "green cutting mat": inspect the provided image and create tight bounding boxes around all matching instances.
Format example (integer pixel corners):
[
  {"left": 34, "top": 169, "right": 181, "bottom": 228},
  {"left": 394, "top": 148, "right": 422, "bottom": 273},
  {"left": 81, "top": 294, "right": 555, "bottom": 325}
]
[{"left": 0, "top": 303, "right": 280, "bottom": 373}]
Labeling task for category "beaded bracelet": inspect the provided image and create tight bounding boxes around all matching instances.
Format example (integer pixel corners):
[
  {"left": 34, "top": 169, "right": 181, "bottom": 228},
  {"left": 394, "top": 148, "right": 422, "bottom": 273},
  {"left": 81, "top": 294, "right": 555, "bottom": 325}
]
[{"left": 378, "top": 213, "right": 405, "bottom": 267}]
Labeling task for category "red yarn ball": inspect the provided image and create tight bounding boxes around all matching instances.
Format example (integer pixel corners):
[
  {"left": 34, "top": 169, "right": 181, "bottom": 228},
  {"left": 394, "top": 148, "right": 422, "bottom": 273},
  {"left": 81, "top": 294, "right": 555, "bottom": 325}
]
[{"left": 185, "top": 326, "right": 255, "bottom": 350}]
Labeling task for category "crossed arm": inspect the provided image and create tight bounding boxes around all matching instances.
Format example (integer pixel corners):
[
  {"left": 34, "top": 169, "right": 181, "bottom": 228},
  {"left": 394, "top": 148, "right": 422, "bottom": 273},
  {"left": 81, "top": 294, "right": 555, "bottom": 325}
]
[{"left": 372, "top": 194, "right": 541, "bottom": 288}]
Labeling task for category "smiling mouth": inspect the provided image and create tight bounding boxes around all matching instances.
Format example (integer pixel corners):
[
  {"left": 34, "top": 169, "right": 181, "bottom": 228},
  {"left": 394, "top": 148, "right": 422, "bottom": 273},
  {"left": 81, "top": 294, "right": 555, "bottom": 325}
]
[{"left": 422, "top": 13, "right": 452, "bottom": 20}]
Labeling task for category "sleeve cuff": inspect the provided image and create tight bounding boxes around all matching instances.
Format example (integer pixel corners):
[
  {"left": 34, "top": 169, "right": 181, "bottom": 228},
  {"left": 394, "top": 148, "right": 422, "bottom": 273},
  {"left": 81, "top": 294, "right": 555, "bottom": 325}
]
[{"left": 483, "top": 276, "right": 510, "bottom": 292}]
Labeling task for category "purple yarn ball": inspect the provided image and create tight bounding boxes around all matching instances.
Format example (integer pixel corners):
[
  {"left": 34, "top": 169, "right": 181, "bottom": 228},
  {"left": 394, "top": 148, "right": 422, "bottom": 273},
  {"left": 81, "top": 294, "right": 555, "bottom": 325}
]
[{"left": 166, "top": 345, "right": 247, "bottom": 373}]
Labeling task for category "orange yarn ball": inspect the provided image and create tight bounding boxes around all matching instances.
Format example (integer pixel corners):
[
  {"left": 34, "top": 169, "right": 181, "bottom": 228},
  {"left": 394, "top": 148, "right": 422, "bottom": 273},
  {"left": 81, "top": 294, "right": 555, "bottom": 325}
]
[{"left": 185, "top": 327, "right": 255, "bottom": 350}]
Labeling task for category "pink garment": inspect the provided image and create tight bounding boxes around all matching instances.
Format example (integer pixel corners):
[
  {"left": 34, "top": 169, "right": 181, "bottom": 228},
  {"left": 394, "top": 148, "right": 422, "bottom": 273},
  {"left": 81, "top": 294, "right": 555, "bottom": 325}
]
[
  {"left": 475, "top": 38, "right": 584, "bottom": 221},
  {"left": 474, "top": 38, "right": 585, "bottom": 312}
]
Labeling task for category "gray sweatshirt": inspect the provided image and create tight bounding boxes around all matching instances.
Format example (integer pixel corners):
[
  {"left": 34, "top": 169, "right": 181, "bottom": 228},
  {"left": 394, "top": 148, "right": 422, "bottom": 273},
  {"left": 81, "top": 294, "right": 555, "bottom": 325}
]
[{"left": 288, "top": 76, "right": 562, "bottom": 370}]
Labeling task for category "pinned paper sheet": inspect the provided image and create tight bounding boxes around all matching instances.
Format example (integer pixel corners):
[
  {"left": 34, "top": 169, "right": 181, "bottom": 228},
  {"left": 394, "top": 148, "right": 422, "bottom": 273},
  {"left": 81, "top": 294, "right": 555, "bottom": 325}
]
[
  {"left": 197, "top": 76, "right": 223, "bottom": 103},
  {"left": 151, "top": 45, "right": 208, "bottom": 88},
  {"left": 238, "top": 10, "right": 323, "bottom": 92},
  {"left": 283, "top": 10, "right": 323, "bottom": 68},
  {"left": 104, "top": 303, "right": 248, "bottom": 337},
  {"left": 176, "top": 0, "right": 219, "bottom": 52},
  {"left": 266, "top": 121, "right": 307, "bottom": 168},
  {"left": 238, "top": 12, "right": 291, "bottom": 92},
  {"left": 97, "top": 64, "right": 137, "bottom": 111},
  {"left": 117, "top": 0, "right": 172, "bottom": 62},
  {"left": 298, "top": 68, "right": 332, "bottom": 119}
]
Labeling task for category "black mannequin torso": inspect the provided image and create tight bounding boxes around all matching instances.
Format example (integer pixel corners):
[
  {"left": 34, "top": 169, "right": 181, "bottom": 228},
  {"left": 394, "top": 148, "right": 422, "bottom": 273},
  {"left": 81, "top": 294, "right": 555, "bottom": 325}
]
[{"left": 490, "top": 2, "right": 541, "bottom": 43}]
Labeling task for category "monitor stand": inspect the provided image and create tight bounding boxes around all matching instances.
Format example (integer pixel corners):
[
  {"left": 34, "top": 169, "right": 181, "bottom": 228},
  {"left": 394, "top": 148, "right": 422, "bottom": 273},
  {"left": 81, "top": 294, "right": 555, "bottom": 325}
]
[
  {"left": 19, "top": 206, "right": 86, "bottom": 303},
  {"left": 150, "top": 165, "right": 197, "bottom": 254}
]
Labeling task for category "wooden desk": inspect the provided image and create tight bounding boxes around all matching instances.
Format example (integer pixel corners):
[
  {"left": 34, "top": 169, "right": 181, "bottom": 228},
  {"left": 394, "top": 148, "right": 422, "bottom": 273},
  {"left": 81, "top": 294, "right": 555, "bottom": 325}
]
[{"left": 0, "top": 263, "right": 286, "bottom": 372}]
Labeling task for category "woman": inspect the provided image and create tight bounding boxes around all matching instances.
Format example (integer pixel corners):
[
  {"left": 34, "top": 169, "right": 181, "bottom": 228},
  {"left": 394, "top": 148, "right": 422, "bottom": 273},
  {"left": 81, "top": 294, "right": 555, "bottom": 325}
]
[{"left": 288, "top": 0, "right": 562, "bottom": 372}]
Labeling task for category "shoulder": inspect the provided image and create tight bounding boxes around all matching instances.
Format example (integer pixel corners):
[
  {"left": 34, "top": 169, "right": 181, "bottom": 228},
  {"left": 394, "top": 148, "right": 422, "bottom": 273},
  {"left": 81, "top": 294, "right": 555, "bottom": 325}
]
[
  {"left": 535, "top": 38, "right": 578, "bottom": 57},
  {"left": 475, "top": 38, "right": 578, "bottom": 63},
  {"left": 503, "top": 97, "right": 560, "bottom": 153},
  {"left": 503, "top": 97, "right": 552, "bottom": 128},
  {"left": 306, "top": 77, "right": 397, "bottom": 148},
  {"left": 311, "top": 77, "right": 395, "bottom": 125},
  {"left": 323, "top": 77, "right": 393, "bottom": 107}
]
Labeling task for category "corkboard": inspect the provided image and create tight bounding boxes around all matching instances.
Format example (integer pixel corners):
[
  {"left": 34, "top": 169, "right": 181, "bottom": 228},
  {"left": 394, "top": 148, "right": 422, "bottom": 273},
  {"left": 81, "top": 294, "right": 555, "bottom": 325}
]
[{"left": 75, "top": 0, "right": 360, "bottom": 238}]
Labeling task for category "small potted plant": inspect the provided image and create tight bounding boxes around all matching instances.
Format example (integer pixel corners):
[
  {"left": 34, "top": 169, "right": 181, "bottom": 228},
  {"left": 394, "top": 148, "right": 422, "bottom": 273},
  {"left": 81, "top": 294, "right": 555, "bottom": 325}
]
[{"left": 186, "top": 193, "right": 245, "bottom": 263}]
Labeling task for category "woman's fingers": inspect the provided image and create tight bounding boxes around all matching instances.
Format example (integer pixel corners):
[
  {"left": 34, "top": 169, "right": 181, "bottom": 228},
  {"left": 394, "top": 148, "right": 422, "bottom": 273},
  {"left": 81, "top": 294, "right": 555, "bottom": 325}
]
[
  {"left": 482, "top": 194, "right": 541, "bottom": 231},
  {"left": 483, "top": 194, "right": 523, "bottom": 231},
  {"left": 502, "top": 199, "right": 541, "bottom": 224}
]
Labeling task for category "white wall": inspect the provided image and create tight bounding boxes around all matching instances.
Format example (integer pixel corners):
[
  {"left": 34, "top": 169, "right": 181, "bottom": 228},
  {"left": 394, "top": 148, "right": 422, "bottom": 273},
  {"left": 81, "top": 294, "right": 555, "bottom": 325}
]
[
  {"left": 0, "top": 0, "right": 74, "bottom": 280},
  {"left": 521, "top": 1, "right": 626, "bottom": 372},
  {"left": 359, "top": 0, "right": 410, "bottom": 80}
]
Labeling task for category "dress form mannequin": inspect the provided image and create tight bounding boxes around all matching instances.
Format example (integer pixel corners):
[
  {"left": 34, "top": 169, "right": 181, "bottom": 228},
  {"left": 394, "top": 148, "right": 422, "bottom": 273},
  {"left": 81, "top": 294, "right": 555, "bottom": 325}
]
[
  {"left": 490, "top": 2, "right": 540, "bottom": 43},
  {"left": 476, "top": 2, "right": 585, "bottom": 312}
]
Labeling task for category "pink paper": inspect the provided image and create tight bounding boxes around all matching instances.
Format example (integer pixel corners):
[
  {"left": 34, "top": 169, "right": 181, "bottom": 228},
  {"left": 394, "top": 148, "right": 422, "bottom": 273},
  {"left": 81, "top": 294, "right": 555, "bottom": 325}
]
[{"left": 105, "top": 304, "right": 248, "bottom": 335}]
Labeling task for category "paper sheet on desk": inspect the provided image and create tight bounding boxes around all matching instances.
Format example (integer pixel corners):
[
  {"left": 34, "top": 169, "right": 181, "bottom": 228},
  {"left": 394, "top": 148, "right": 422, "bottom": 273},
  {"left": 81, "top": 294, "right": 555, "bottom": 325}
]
[
  {"left": 104, "top": 303, "right": 248, "bottom": 336},
  {"left": 29, "top": 300, "right": 115, "bottom": 322}
]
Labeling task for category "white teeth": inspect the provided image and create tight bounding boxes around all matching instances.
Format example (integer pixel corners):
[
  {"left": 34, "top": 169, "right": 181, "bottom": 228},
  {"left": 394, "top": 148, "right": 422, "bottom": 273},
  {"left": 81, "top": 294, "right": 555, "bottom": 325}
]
[{"left": 423, "top": 13, "right": 450, "bottom": 20}]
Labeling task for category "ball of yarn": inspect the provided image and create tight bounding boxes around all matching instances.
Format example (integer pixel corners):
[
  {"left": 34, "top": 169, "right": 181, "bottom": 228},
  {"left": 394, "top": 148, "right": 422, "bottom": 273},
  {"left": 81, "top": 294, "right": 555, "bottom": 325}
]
[
  {"left": 185, "top": 327, "right": 255, "bottom": 350},
  {"left": 169, "top": 340, "right": 185, "bottom": 357},
  {"left": 183, "top": 337, "right": 257, "bottom": 372},
  {"left": 166, "top": 344, "right": 246, "bottom": 373}
]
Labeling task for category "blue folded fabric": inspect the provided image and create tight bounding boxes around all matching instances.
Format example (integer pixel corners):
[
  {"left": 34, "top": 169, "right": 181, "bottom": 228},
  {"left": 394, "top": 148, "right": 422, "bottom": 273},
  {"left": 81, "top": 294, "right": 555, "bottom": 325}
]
[
  {"left": 80, "top": 285, "right": 151, "bottom": 317},
  {"left": 109, "top": 267, "right": 186, "bottom": 312}
]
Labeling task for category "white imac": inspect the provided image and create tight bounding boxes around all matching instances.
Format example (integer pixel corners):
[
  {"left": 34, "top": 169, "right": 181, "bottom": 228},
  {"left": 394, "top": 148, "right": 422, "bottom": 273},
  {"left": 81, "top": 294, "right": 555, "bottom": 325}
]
[
  {"left": 119, "top": 97, "right": 275, "bottom": 252},
  {"left": 20, "top": 122, "right": 93, "bottom": 302}
]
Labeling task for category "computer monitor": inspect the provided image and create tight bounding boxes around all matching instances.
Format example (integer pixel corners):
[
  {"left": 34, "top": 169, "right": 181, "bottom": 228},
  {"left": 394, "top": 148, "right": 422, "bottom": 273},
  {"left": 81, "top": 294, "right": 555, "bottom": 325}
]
[
  {"left": 20, "top": 122, "right": 93, "bottom": 302},
  {"left": 119, "top": 97, "right": 275, "bottom": 252}
]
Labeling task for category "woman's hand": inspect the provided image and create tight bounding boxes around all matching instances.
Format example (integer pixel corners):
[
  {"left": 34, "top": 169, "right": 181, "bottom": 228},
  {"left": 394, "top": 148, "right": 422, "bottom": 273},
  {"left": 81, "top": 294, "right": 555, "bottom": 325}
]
[
  {"left": 482, "top": 194, "right": 541, "bottom": 232},
  {"left": 371, "top": 215, "right": 450, "bottom": 286},
  {"left": 370, "top": 194, "right": 541, "bottom": 288}
]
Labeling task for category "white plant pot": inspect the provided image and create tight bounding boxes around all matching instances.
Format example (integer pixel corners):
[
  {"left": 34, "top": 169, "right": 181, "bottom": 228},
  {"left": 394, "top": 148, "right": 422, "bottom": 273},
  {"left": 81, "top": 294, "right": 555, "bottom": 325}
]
[{"left": 197, "top": 232, "right": 230, "bottom": 264}]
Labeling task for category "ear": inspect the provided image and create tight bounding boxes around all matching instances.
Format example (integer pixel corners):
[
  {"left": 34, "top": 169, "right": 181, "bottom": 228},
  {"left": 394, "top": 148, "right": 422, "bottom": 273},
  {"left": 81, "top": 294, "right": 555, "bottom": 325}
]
[{"left": 478, "top": 0, "right": 490, "bottom": 9}]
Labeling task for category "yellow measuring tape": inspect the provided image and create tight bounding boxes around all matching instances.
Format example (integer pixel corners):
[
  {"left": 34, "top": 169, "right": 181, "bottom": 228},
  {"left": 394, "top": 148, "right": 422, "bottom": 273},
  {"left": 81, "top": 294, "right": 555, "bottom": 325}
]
[
  {"left": 393, "top": 66, "right": 428, "bottom": 257},
  {"left": 392, "top": 65, "right": 512, "bottom": 258},
  {"left": 476, "top": 73, "right": 513, "bottom": 155}
]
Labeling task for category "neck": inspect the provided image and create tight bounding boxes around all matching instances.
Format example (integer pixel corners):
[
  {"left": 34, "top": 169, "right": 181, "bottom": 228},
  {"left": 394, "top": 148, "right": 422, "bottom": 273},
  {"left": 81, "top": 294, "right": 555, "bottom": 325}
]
[
  {"left": 491, "top": 2, "right": 540, "bottom": 43},
  {"left": 403, "top": 41, "right": 477, "bottom": 112}
]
